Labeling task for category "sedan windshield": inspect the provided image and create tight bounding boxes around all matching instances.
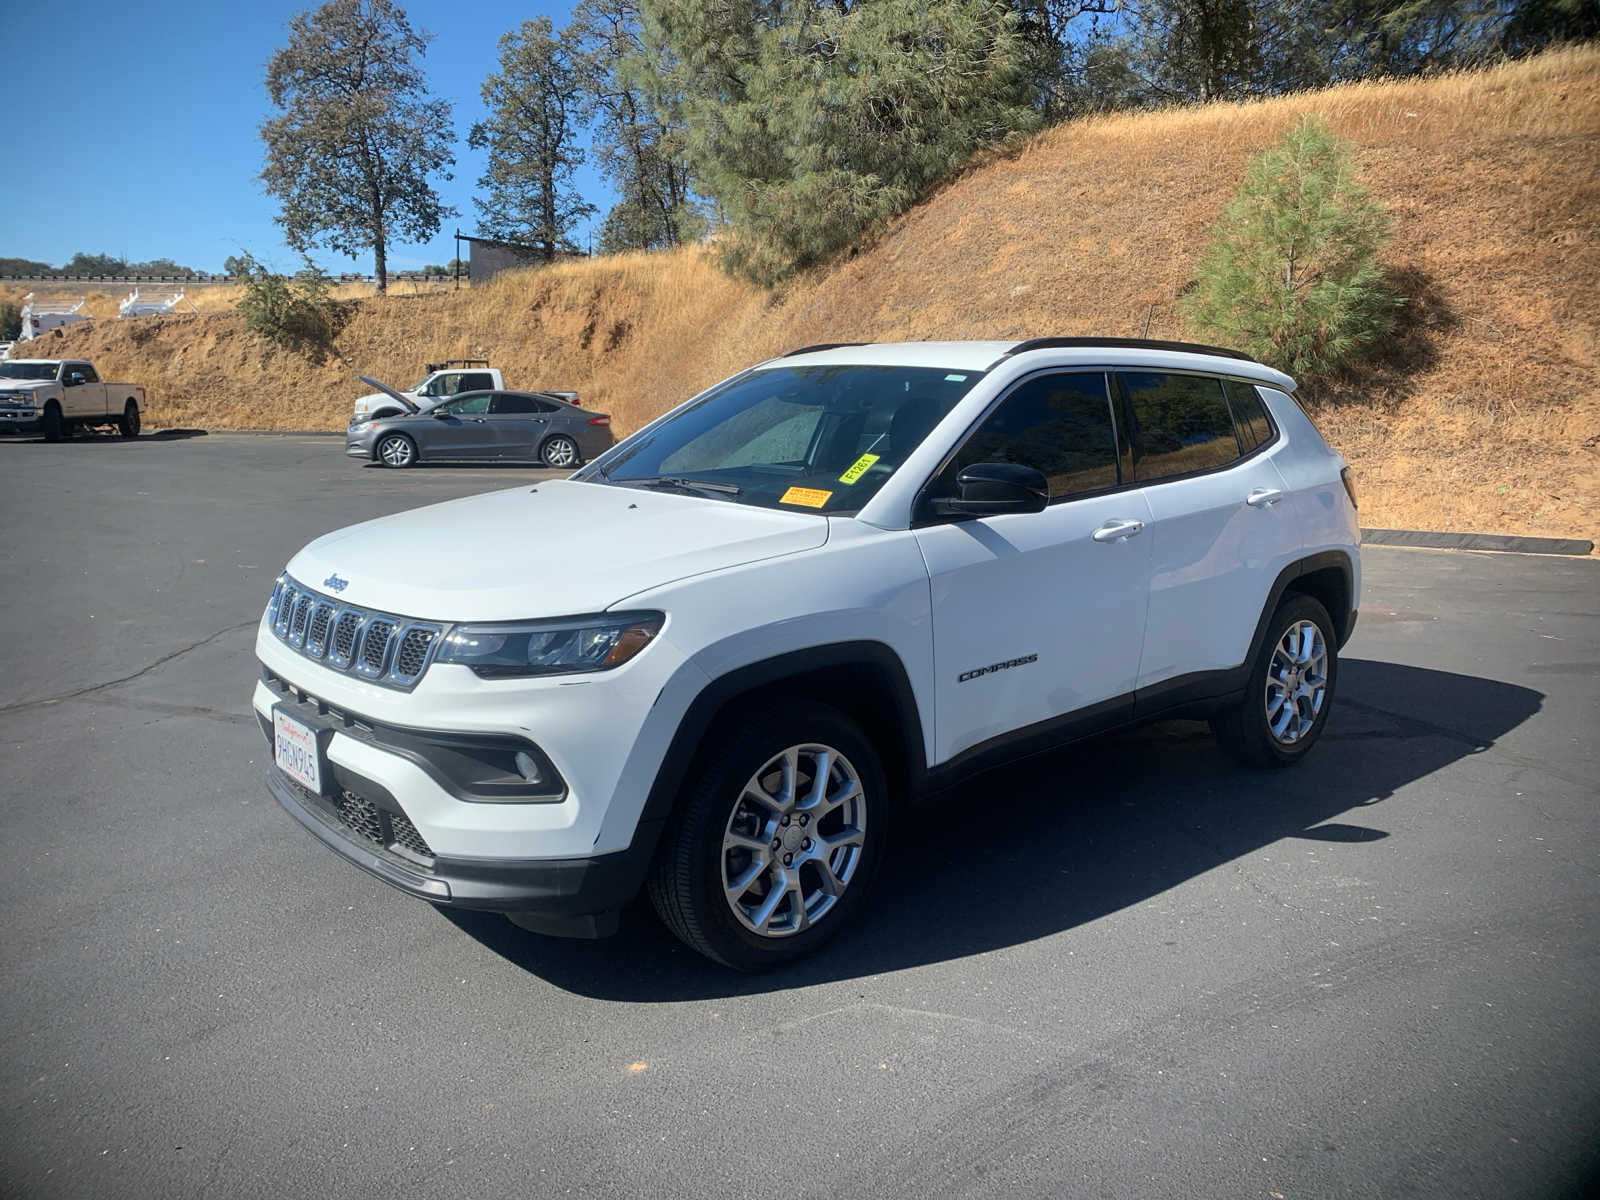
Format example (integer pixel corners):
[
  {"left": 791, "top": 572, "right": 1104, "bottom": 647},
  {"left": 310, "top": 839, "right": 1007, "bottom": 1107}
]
[
  {"left": 0, "top": 362, "right": 60, "bottom": 380},
  {"left": 584, "top": 364, "right": 983, "bottom": 513}
]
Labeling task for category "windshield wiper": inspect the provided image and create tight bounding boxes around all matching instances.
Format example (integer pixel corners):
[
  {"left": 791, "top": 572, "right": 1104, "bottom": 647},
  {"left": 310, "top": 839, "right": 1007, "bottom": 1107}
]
[{"left": 627, "top": 475, "right": 743, "bottom": 497}]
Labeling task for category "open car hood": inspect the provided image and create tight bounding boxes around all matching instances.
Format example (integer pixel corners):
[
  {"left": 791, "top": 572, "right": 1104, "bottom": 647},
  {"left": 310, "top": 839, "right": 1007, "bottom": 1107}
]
[{"left": 357, "top": 375, "right": 419, "bottom": 413}]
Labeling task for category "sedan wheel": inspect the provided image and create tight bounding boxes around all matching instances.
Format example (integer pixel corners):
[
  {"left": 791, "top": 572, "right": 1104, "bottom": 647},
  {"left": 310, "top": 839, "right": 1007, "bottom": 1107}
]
[
  {"left": 541, "top": 434, "right": 579, "bottom": 468},
  {"left": 378, "top": 434, "right": 417, "bottom": 468}
]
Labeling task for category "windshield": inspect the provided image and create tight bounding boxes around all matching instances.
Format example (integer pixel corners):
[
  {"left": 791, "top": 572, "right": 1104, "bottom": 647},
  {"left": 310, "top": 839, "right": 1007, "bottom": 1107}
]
[
  {"left": 0, "top": 362, "right": 60, "bottom": 381},
  {"left": 585, "top": 364, "right": 984, "bottom": 513}
]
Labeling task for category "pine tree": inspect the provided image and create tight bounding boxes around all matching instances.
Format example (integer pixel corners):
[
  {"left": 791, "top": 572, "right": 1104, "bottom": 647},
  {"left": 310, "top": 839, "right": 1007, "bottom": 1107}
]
[
  {"left": 469, "top": 19, "right": 596, "bottom": 262},
  {"left": 644, "top": 0, "right": 1040, "bottom": 284},
  {"left": 260, "top": 0, "right": 454, "bottom": 294},
  {"left": 570, "top": 0, "right": 700, "bottom": 252},
  {"left": 1180, "top": 117, "right": 1400, "bottom": 380}
]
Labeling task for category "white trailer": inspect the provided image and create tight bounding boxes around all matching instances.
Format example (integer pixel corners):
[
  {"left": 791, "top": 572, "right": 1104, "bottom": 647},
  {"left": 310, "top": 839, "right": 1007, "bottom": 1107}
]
[
  {"left": 19, "top": 294, "right": 90, "bottom": 340},
  {"left": 118, "top": 288, "right": 197, "bottom": 318}
]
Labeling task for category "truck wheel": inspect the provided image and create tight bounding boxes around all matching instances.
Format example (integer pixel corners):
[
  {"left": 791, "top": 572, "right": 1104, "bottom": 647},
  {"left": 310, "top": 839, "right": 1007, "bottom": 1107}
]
[
  {"left": 41, "top": 402, "right": 64, "bottom": 442},
  {"left": 540, "top": 434, "right": 579, "bottom": 468},
  {"left": 1211, "top": 594, "right": 1338, "bottom": 768},
  {"left": 648, "top": 699, "right": 887, "bottom": 970},
  {"left": 377, "top": 433, "right": 417, "bottom": 468},
  {"left": 119, "top": 401, "right": 141, "bottom": 439}
]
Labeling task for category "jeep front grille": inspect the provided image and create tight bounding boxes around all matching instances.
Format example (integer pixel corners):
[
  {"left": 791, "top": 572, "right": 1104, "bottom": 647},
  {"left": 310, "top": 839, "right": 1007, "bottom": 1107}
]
[{"left": 266, "top": 575, "right": 443, "bottom": 690}]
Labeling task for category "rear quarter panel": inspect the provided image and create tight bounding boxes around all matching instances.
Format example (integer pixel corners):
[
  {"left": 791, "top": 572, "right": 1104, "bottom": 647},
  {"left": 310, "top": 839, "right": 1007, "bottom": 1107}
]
[{"left": 1256, "top": 386, "right": 1362, "bottom": 604}]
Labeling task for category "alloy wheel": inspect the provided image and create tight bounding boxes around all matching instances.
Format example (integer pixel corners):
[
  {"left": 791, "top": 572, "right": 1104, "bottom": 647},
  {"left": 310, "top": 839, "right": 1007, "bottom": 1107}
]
[
  {"left": 720, "top": 743, "right": 867, "bottom": 938},
  {"left": 543, "top": 436, "right": 577, "bottom": 468},
  {"left": 1265, "top": 619, "right": 1328, "bottom": 744},
  {"left": 379, "top": 435, "right": 414, "bottom": 467}
]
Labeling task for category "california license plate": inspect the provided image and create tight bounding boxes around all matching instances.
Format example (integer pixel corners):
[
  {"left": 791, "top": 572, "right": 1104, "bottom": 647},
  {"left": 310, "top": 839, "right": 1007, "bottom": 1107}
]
[{"left": 274, "top": 708, "right": 324, "bottom": 793}]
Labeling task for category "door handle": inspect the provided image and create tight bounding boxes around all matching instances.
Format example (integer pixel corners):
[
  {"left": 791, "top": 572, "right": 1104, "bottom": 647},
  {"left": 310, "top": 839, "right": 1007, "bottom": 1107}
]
[
  {"left": 1246, "top": 487, "right": 1284, "bottom": 508},
  {"left": 1091, "top": 518, "right": 1144, "bottom": 543}
]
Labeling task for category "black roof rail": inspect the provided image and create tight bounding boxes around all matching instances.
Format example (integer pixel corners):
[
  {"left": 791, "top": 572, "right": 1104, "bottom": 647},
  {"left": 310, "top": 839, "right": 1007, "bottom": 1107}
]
[
  {"left": 994, "top": 337, "right": 1256, "bottom": 365},
  {"left": 781, "top": 342, "right": 868, "bottom": 357}
]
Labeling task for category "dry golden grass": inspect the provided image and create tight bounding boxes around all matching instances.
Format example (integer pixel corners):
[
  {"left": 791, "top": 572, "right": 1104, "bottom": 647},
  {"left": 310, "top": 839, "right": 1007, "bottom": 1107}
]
[{"left": 15, "top": 47, "right": 1598, "bottom": 540}]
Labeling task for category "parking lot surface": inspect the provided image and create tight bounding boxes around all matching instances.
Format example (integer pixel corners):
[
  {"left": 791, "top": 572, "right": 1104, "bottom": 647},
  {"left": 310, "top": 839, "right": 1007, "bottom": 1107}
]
[{"left": 2, "top": 431, "right": 1597, "bottom": 1199}]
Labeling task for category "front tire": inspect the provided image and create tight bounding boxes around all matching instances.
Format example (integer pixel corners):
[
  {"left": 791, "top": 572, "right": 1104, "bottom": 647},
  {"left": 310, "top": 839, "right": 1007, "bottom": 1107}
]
[
  {"left": 119, "top": 400, "right": 141, "bottom": 439},
  {"left": 648, "top": 699, "right": 887, "bottom": 970},
  {"left": 377, "top": 433, "right": 417, "bottom": 468},
  {"left": 540, "top": 434, "right": 580, "bottom": 468},
  {"left": 41, "top": 402, "right": 64, "bottom": 442},
  {"left": 1212, "top": 593, "right": 1338, "bottom": 767}
]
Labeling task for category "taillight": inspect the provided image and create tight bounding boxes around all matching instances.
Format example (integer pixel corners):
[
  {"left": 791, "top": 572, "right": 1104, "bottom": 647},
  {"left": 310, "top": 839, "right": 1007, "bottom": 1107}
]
[
  {"left": 1340, "top": 466, "right": 1357, "bottom": 509},
  {"left": 587, "top": 415, "right": 610, "bottom": 426}
]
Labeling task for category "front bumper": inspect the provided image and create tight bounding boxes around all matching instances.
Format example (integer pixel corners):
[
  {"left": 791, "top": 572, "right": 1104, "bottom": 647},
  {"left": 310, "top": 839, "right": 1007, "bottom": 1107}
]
[
  {"left": 265, "top": 765, "right": 654, "bottom": 913},
  {"left": 345, "top": 428, "right": 378, "bottom": 458},
  {"left": 0, "top": 407, "right": 41, "bottom": 432}
]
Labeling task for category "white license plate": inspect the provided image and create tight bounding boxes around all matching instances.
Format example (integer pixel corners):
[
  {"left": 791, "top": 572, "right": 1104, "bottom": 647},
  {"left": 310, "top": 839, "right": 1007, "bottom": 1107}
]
[{"left": 274, "top": 708, "right": 324, "bottom": 793}]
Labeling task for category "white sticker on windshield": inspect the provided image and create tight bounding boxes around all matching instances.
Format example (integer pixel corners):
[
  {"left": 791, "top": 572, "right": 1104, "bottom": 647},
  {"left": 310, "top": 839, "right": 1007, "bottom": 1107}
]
[{"left": 945, "top": 373, "right": 967, "bottom": 382}]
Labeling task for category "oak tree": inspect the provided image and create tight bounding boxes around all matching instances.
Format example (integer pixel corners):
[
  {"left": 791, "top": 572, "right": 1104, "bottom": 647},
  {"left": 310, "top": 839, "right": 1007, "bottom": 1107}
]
[{"left": 260, "top": 0, "right": 454, "bottom": 293}]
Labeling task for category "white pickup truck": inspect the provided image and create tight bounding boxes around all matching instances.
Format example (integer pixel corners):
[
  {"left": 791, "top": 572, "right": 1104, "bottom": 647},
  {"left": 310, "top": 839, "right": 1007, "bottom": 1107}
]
[
  {"left": 350, "top": 360, "right": 503, "bottom": 424},
  {"left": 0, "top": 358, "right": 145, "bottom": 441}
]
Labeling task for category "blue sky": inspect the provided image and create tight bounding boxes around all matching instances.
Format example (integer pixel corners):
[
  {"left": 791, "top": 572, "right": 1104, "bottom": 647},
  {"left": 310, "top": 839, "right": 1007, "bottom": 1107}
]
[{"left": 2, "top": 0, "right": 608, "bottom": 274}]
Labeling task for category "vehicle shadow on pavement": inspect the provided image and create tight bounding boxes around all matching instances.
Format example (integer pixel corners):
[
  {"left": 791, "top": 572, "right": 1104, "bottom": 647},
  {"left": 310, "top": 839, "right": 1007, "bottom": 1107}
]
[{"left": 438, "top": 658, "right": 1542, "bottom": 998}]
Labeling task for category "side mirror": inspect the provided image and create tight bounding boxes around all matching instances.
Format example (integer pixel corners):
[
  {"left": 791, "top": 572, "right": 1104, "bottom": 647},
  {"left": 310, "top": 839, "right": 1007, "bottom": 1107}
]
[
  {"left": 66, "top": 372, "right": 86, "bottom": 386},
  {"left": 932, "top": 462, "right": 1049, "bottom": 517},
  {"left": 431, "top": 409, "right": 451, "bottom": 418}
]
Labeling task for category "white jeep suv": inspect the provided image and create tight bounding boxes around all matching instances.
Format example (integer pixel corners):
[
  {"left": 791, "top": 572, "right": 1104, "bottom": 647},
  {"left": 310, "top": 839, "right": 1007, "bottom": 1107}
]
[{"left": 253, "top": 339, "right": 1360, "bottom": 970}]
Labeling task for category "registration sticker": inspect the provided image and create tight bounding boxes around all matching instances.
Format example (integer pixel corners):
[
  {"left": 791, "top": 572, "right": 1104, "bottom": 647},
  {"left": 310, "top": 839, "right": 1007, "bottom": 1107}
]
[
  {"left": 838, "top": 453, "right": 880, "bottom": 485},
  {"left": 780, "top": 486, "right": 832, "bottom": 509},
  {"left": 274, "top": 708, "right": 324, "bottom": 793}
]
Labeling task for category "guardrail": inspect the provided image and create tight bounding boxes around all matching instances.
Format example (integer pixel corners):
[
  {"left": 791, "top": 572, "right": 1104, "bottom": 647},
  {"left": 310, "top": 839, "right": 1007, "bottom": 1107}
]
[{"left": 0, "top": 273, "right": 457, "bottom": 285}]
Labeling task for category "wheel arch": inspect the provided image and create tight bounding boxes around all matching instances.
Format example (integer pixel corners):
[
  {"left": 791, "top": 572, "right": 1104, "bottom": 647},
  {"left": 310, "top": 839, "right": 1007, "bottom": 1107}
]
[
  {"left": 1256, "top": 550, "right": 1356, "bottom": 654},
  {"left": 638, "top": 642, "right": 929, "bottom": 840}
]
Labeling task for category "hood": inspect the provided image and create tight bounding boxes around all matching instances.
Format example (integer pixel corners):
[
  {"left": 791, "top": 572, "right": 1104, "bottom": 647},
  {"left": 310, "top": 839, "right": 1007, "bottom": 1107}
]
[
  {"left": 0, "top": 379, "right": 56, "bottom": 392},
  {"left": 284, "top": 479, "right": 829, "bottom": 620},
  {"left": 353, "top": 376, "right": 419, "bottom": 416}
]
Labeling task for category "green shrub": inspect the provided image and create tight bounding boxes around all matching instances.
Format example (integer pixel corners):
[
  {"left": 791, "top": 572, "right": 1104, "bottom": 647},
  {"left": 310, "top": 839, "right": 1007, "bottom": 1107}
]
[
  {"left": 234, "top": 253, "right": 345, "bottom": 353},
  {"left": 0, "top": 301, "right": 20, "bottom": 342},
  {"left": 1180, "top": 116, "right": 1400, "bottom": 381}
]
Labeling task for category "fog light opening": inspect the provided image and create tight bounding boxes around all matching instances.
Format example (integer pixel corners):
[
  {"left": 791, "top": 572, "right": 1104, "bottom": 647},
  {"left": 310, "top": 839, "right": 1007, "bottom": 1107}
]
[{"left": 514, "top": 751, "right": 544, "bottom": 785}]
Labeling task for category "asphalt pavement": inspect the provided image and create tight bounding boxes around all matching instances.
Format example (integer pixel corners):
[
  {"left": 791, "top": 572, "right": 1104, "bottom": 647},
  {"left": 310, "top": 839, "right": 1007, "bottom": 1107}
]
[{"left": 2, "top": 431, "right": 1596, "bottom": 1199}]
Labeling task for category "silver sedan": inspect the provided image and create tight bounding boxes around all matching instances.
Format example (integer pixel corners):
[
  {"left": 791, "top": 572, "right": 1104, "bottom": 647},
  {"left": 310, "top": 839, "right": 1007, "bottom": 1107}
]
[{"left": 346, "top": 390, "right": 615, "bottom": 469}]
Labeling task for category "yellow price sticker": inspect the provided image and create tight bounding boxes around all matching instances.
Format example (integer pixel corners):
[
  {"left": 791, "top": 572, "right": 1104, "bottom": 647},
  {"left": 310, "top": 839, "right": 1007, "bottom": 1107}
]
[
  {"left": 779, "top": 486, "right": 832, "bottom": 509},
  {"left": 838, "top": 453, "right": 880, "bottom": 485}
]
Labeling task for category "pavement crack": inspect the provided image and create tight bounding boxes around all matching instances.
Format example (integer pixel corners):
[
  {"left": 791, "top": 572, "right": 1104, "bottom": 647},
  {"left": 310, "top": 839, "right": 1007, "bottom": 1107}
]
[{"left": 0, "top": 620, "right": 256, "bottom": 715}]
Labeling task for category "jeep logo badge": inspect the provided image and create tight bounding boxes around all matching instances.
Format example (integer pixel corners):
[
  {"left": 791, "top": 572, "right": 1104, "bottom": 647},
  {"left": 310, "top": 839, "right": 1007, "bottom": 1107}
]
[{"left": 324, "top": 573, "right": 350, "bottom": 593}]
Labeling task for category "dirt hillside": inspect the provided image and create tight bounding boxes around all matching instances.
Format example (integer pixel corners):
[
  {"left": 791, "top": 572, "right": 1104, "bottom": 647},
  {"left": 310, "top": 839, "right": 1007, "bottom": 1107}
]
[{"left": 10, "top": 48, "right": 1597, "bottom": 540}]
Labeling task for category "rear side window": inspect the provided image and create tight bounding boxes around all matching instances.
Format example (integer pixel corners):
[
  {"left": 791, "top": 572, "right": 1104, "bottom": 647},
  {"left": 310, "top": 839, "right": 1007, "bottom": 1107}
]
[
  {"left": 1224, "top": 379, "right": 1274, "bottom": 453},
  {"left": 460, "top": 373, "right": 496, "bottom": 391},
  {"left": 1118, "top": 372, "right": 1238, "bottom": 482},
  {"left": 492, "top": 393, "right": 554, "bottom": 414},
  {"left": 950, "top": 372, "right": 1120, "bottom": 500}
]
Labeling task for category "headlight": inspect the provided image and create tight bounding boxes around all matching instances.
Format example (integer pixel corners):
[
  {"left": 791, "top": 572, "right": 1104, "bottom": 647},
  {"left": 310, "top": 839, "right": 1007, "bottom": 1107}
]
[{"left": 434, "top": 612, "right": 663, "bottom": 678}]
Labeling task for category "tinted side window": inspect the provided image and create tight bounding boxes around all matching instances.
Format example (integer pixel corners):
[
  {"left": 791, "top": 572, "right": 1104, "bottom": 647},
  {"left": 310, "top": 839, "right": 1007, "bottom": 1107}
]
[
  {"left": 78, "top": 364, "right": 100, "bottom": 383},
  {"left": 1119, "top": 372, "right": 1238, "bottom": 482},
  {"left": 461, "top": 373, "right": 495, "bottom": 391},
  {"left": 950, "top": 373, "right": 1119, "bottom": 500},
  {"left": 492, "top": 393, "right": 547, "bottom": 414},
  {"left": 1224, "top": 379, "right": 1274, "bottom": 452}
]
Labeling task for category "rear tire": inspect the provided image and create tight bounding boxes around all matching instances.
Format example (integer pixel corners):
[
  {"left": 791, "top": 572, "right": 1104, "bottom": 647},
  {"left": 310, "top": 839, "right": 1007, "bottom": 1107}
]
[
  {"left": 540, "top": 434, "right": 580, "bottom": 468},
  {"left": 648, "top": 699, "right": 887, "bottom": 971},
  {"left": 119, "top": 400, "right": 141, "bottom": 439},
  {"left": 1212, "top": 593, "right": 1338, "bottom": 767},
  {"left": 377, "top": 433, "right": 417, "bottom": 468},
  {"left": 41, "top": 402, "right": 64, "bottom": 442}
]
